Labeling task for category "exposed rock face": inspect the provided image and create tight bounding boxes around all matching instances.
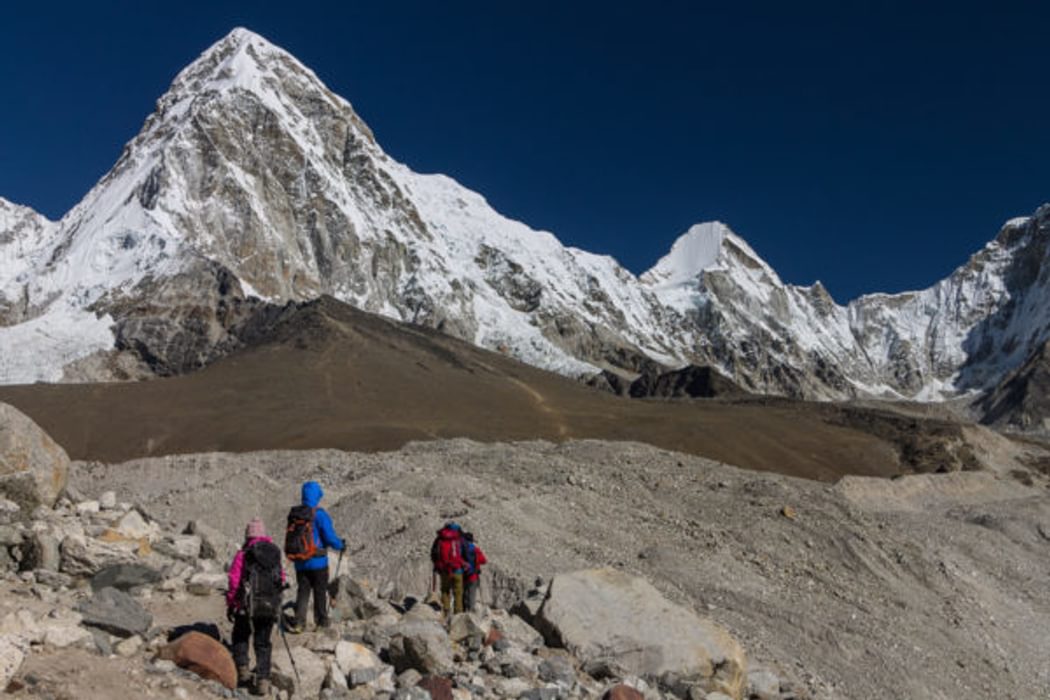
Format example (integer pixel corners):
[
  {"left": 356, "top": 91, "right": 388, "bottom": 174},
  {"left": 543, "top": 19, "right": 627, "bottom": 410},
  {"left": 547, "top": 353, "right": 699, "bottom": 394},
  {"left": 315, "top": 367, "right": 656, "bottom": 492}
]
[
  {"left": 535, "top": 568, "right": 747, "bottom": 699},
  {"left": 977, "top": 339, "right": 1050, "bottom": 433},
  {"left": 628, "top": 365, "right": 745, "bottom": 399},
  {"left": 0, "top": 402, "right": 69, "bottom": 512}
]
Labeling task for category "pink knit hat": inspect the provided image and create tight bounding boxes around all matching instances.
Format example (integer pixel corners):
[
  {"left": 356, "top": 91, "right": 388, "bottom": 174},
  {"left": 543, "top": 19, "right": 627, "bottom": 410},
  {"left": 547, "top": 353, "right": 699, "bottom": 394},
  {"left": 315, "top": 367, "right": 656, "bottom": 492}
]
[{"left": 245, "top": 518, "right": 266, "bottom": 540}]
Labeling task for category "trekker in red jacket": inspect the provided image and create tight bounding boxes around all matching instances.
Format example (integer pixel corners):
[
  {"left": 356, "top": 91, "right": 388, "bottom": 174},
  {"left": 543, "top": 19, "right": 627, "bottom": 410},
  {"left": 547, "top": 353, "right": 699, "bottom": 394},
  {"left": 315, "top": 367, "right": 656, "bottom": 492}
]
[
  {"left": 461, "top": 531, "right": 487, "bottom": 612},
  {"left": 430, "top": 522, "right": 466, "bottom": 615}
]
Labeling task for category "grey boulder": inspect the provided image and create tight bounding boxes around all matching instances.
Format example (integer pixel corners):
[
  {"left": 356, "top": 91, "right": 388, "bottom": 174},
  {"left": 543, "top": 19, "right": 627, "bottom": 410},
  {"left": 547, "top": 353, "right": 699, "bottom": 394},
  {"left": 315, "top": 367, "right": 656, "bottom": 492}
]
[
  {"left": 0, "top": 403, "right": 69, "bottom": 512},
  {"left": 76, "top": 586, "right": 153, "bottom": 638},
  {"left": 535, "top": 568, "right": 746, "bottom": 699}
]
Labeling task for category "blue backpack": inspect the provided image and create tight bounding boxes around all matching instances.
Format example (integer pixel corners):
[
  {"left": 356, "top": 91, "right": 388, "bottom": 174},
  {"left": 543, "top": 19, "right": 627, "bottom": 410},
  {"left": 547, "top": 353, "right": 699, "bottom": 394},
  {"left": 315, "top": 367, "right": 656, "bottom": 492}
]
[{"left": 463, "top": 541, "right": 478, "bottom": 576}]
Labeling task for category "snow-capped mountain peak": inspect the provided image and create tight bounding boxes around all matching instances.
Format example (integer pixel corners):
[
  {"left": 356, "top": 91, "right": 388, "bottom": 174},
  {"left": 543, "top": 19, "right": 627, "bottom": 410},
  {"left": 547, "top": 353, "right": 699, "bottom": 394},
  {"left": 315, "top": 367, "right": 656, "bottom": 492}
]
[
  {"left": 642, "top": 222, "right": 731, "bottom": 287},
  {"left": 2, "top": 27, "right": 1050, "bottom": 420}
]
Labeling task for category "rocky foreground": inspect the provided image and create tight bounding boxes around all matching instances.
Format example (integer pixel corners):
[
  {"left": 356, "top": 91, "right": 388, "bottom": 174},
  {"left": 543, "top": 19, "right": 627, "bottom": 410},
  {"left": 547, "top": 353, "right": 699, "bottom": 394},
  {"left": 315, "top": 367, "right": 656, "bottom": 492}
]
[{"left": 1, "top": 402, "right": 1049, "bottom": 699}]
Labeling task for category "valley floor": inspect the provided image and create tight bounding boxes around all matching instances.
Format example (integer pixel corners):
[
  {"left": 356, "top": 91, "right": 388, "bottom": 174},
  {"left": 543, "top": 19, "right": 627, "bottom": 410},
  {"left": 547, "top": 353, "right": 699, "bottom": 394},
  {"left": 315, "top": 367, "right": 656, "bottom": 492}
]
[{"left": 66, "top": 438, "right": 1050, "bottom": 700}]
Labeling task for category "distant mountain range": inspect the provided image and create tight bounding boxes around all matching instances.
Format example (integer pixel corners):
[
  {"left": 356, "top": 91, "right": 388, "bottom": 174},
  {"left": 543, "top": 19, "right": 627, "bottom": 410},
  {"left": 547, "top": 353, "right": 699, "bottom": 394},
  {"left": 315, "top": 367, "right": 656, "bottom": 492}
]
[{"left": 1, "top": 28, "right": 1047, "bottom": 431}]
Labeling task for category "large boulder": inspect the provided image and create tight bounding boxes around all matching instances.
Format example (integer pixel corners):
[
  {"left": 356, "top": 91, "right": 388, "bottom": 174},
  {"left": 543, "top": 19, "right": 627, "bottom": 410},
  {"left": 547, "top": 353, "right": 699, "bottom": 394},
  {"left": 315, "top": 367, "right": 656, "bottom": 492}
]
[
  {"left": 157, "top": 631, "right": 237, "bottom": 689},
  {"left": 76, "top": 586, "right": 153, "bottom": 638},
  {"left": 0, "top": 403, "right": 69, "bottom": 512},
  {"left": 535, "top": 569, "right": 747, "bottom": 699},
  {"left": 335, "top": 640, "right": 384, "bottom": 686},
  {"left": 90, "top": 563, "right": 162, "bottom": 591},
  {"left": 272, "top": 645, "right": 327, "bottom": 697},
  {"left": 388, "top": 616, "right": 454, "bottom": 675},
  {"left": 59, "top": 534, "right": 138, "bottom": 577}
]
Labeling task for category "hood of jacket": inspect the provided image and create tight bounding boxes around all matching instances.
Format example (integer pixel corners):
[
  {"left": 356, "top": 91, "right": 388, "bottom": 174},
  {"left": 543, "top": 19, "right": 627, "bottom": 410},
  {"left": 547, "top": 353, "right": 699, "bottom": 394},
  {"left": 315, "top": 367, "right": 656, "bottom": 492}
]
[{"left": 301, "top": 481, "right": 323, "bottom": 508}]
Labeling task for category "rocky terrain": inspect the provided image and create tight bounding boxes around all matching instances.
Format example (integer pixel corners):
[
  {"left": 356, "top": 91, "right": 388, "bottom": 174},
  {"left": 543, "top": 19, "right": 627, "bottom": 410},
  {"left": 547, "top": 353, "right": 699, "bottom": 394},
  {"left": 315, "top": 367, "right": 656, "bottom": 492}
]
[
  {"left": 2, "top": 28, "right": 1050, "bottom": 427},
  {"left": 1, "top": 401, "right": 1048, "bottom": 699}
]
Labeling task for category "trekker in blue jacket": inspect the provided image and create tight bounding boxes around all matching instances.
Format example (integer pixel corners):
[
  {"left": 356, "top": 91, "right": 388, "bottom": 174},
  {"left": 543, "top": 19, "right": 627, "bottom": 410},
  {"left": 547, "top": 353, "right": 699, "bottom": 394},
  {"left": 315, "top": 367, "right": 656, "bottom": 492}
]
[{"left": 288, "top": 481, "right": 344, "bottom": 632}]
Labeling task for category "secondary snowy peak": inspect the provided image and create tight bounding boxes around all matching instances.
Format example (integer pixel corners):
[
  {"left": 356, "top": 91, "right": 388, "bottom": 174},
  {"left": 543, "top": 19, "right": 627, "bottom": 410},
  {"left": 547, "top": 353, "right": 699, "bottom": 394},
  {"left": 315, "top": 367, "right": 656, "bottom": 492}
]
[{"left": 642, "top": 222, "right": 730, "bottom": 287}]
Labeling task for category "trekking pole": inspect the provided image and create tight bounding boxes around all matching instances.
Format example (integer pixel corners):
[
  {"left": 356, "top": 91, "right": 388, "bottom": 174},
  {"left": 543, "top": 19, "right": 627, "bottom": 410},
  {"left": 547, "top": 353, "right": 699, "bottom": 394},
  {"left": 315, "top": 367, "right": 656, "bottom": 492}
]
[
  {"left": 278, "top": 621, "right": 302, "bottom": 688},
  {"left": 328, "top": 549, "right": 345, "bottom": 600}
]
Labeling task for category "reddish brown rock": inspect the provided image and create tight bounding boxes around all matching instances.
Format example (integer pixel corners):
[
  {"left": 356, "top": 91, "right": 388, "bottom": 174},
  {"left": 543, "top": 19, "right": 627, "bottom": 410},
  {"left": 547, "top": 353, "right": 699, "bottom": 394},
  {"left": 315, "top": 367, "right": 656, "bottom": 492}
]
[
  {"left": 603, "top": 685, "right": 645, "bottom": 700},
  {"left": 157, "top": 631, "right": 237, "bottom": 689},
  {"left": 417, "top": 674, "right": 453, "bottom": 700},
  {"left": 483, "top": 627, "right": 503, "bottom": 647}
]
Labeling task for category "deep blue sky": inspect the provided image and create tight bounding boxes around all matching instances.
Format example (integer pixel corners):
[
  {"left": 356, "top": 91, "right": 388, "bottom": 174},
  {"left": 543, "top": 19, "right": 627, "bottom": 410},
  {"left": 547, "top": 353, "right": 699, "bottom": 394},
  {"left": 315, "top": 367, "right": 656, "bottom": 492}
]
[{"left": 1, "top": 2, "right": 1047, "bottom": 301}]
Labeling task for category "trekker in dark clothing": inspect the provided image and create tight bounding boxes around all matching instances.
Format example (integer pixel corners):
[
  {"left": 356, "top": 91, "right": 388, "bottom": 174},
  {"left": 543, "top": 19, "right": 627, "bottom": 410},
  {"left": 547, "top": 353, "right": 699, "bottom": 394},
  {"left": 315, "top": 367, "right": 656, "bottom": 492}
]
[
  {"left": 227, "top": 518, "right": 286, "bottom": 696},
  {"left": 461, "top": 531, "right": 487, "bottom": 611},
  {"left": 286, "top": 481, "right": 344, "bottom": 632}
]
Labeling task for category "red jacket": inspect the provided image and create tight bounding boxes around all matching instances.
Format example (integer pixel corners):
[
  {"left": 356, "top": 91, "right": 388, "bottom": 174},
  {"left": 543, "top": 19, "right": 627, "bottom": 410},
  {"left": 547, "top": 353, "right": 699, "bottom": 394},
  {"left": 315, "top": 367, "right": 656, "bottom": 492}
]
[
  {"left": 226, "top": 537, "right": 286, "bottom": 610},
  {"left": 465, "top": 545, "right": 487, "bottom": 583}
]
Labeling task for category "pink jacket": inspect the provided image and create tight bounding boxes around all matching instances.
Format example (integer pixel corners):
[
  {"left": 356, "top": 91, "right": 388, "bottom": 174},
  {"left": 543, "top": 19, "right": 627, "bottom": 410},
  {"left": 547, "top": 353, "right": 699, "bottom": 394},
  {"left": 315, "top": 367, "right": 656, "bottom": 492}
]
[{"left": 226, "top": 536, "right": 286, "bottom": 610}]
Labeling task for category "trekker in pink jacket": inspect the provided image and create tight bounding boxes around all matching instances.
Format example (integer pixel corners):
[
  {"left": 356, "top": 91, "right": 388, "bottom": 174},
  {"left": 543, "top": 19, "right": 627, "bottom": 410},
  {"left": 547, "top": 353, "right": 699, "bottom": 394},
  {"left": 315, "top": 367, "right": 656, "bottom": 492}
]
[{"left": 226, "top": 519, "right": 286, "bottom": 695}]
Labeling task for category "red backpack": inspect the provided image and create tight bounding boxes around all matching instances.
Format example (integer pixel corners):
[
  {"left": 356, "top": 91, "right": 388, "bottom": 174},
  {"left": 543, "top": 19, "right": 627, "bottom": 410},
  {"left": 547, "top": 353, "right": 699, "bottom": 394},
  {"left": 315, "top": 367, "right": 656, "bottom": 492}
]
[{"left": 430, "top": 529, "right": 464, "bottom": 574}]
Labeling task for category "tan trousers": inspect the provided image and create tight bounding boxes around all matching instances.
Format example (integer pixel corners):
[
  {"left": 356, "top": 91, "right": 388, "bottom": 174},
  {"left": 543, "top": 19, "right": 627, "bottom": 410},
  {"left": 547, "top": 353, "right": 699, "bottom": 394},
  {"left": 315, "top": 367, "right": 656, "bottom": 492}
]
[{"left": 439, "top": 572, "right": 464, "bottom": 615}]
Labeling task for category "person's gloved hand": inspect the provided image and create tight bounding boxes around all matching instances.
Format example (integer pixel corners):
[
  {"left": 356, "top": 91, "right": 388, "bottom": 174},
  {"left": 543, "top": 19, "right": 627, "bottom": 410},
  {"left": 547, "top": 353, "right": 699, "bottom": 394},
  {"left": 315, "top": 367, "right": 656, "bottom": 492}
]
[{"left": 226, "top": 607, "right": 236, "bottom": 623}]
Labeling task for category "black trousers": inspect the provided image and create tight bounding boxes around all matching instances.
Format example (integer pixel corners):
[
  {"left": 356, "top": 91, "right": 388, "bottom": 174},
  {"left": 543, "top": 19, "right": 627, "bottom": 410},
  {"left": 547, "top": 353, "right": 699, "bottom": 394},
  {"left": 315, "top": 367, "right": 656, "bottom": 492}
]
[
  {"left": 294, "top": 567, "right": 330, "bottom": 627},
  {"left": 231, "top": 614, "right": 274, "bottom": 680}
]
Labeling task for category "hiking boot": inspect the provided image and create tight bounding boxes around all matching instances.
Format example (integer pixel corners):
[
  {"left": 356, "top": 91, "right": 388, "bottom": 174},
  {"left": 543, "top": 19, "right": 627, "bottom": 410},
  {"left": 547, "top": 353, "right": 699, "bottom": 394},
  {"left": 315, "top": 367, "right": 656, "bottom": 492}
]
[
  {"left": 285, "top": 623, "right": 304, "bottom": 635},
  {"left": 236, "top": 666, "right": 252, "bottom": 687},
  {"left": 252, "top": 677, "right": 271, "bottom": 696}
]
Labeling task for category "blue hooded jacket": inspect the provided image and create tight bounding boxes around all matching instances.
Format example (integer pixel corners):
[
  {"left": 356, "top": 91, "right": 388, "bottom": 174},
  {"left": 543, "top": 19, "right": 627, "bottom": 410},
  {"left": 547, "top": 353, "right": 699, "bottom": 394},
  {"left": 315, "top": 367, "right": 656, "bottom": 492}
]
[{"left": 295, "top": 481, "right": 345, "bottom": 571}]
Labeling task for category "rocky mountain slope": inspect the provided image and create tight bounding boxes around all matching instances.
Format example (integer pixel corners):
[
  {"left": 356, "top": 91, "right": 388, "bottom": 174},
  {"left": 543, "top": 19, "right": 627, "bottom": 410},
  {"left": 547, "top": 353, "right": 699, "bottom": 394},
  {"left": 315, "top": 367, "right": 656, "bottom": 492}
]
[
  {"left": 1, "top": 28, "right": 1049, "bottom": 418},
  {"left": 32, "top": 437, "right": 1050, "bottom": 700},
  {"left": 0, "top": 296, "right": 1008, "bottom": 482}
]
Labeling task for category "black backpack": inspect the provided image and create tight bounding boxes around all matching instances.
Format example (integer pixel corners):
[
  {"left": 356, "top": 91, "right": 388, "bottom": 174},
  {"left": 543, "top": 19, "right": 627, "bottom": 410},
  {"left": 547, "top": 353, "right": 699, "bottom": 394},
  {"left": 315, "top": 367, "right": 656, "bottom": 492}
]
[{"left": 240, "top": 540, "right": 283, "bottom": 619}]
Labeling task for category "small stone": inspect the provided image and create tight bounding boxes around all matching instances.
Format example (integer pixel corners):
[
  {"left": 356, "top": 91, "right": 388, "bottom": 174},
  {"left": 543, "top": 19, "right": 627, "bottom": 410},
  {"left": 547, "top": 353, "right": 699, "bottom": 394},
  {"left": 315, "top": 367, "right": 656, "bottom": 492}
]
[
  {"left": 187, "top": 572, "right": 227, "bottom": 596},
  {"left": 747, "top": 667, "right": 781, "bottom": 700},
  {"left": 416, "top": 675, "right": 453, "bottom": 700},
  {"left": 76, "top": 501, "right": 101, "bottom": 515},
  {"left": 396, "top": 669, "right": 422, "bottom": 688},
  {"left": 115, "top": 634, "right": 143, "bottom": 657},
  {"left": 35, "top": 569, "right": 72, "bottom": 588},
  {"left": 780, "top": 505, "right": 798, "bottom": 520},
  {"left": 99, "top": 492, "right": 117, "bottom": 510},
  {"left": 602, "top": 684, "right": 644, "bottom": 700},
  {"left": 538, "top": 655, "right": 575, "bottom": 686},
  {"left": 112, "top": 510, "right": 153, "bottom": 540},
  {"left": 90, "top": 628, "right": 113, "bottom": 656}
]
